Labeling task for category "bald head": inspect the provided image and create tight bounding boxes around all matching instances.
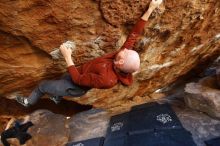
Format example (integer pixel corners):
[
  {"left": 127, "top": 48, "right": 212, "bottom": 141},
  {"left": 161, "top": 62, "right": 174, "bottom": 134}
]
[{"left": 114, "top": 49, "right": 140, "bottom": 73}]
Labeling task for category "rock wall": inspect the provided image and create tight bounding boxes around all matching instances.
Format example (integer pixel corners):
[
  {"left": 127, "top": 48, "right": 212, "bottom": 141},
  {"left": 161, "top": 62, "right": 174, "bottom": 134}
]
[
  {"left": 185, "top": 75, "right": 220, "bottom": 119},
  {"left": 0, "top": 0, "right": 220, "bottom": 114}
]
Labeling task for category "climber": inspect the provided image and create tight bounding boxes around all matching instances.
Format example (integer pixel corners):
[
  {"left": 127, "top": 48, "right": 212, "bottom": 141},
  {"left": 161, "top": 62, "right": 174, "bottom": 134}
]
[{"left": 16, "top": 0, "right": 163, "bottom": 107}]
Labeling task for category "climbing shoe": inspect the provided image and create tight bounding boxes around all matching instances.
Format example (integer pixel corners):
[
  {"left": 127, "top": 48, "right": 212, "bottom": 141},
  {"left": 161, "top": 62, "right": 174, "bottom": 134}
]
[
  {"left": 16, "top": 96, "right": 31, "bottom": 107},
  {"left": 49, "top": 96, "right": 62, "bottom": 104}
]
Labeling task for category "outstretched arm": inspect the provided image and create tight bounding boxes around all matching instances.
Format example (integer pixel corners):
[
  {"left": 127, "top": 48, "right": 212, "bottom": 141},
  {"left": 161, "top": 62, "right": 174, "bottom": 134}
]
[
  {"left": 121, "top": 0, "right": 163, "bottom": 50},
  {"left": 142, "top": 0, "right": 162, "bottom": 21}
]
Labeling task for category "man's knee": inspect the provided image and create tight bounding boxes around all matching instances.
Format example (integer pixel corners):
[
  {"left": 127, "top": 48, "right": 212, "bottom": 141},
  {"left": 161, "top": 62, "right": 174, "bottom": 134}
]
[
  {"left": 38, "top": 80, "right": 51, "bottom": 92},
  {"left": 39, "top": 80, "right": 50, "bottom": 87},
  {"left": 66, "top": 88, "right": 88, "bottom": 97}
]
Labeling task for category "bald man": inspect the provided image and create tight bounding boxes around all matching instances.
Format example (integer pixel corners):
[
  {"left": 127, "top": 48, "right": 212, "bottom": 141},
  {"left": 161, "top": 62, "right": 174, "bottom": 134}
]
[{"left": 16, "top": 0, "right": 162, "bottom": 107}]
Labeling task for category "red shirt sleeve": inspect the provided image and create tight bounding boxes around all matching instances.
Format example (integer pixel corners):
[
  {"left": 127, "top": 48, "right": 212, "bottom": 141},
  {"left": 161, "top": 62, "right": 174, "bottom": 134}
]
[{"left": 121, "top": 18, "right": 148, "bottom": 50}]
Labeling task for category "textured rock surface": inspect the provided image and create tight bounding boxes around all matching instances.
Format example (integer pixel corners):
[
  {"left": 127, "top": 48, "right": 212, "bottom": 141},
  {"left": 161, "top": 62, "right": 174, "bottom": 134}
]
[
  {"left": 0, "top": 0, "right": 220, "bottom": 114},
  {"left": 27, "top": 110, "right": 69, "bottom": 146},
  {"left": 0, "top": 110, "right": 69, "bottom": 146},
  {"left": 185, "top": 75, "right": 220, "bottom": 119},
  {"left": 0, "top": 109, "right": 109, "bottom": 146},
  {"left": 67, "top": 109, "right": 109, "bottom": 142},
  {"left": 174, "top": 104, "right": 220, "bottom": 146}
]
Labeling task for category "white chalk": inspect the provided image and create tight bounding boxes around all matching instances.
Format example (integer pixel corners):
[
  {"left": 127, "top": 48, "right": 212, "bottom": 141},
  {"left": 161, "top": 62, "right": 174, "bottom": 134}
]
[
  {"left": 148, "top": 61, "right": 173, "bottom": 70},
  {"left": 152, "top": 0, "right": 163, "bottom": 6},
  {"left": 155, "top": 88, "right": 163, "bottom": 93},
  {"left": 191, "top": 44, "right": 204, "bottom": 52},
  {"left": 215, "top": 33, "right": 220, "bottom": 39}
]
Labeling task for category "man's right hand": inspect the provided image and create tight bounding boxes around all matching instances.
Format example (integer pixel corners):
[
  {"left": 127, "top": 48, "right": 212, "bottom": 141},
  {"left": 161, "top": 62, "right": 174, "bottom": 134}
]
[
  {"left": 141, "top": 0, "right": 163, "bottom": 21},
  {"left": 149, "top": 0, "right": 163, "bottom": 11},
  {"left": 59, "top": 44, "right": 72, "bottom": 59}
]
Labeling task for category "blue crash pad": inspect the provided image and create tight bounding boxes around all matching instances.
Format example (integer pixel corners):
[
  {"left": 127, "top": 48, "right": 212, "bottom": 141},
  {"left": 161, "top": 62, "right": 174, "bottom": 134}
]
[
  {"left": 103, "top": 135, "right": 127, "bottom": 146},
  {"left": 129, "top": 103, "right": 183, "bottom": 135},
  {"left": 66, "top": 137, "right": 104, "bottom": 146},
  {"left": 105, "top": 112, "right": 129, "bottom": 139},
  {"left": 127, "top": 129, "right": 196, "bottom": 146},
  {"left": 205, "top": 137, "right": 220, "bottom": 146}
]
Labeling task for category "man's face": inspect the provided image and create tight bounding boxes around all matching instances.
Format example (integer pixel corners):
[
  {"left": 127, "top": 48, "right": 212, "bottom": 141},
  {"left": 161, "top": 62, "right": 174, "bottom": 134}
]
[{"left": 114, "top": 49, "right": 126, "bottom": 68}]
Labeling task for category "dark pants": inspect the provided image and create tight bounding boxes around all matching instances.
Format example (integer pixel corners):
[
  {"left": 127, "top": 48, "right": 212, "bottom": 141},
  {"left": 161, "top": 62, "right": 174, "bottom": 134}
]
[{"left": 27, "top": 73, "right": 89, "bottom": 105}]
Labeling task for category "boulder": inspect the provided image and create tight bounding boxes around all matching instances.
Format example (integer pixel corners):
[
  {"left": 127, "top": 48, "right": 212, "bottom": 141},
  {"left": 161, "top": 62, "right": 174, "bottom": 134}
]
[
  {"left": 26, "top": 110, "right": 69, "bottom": 146},
  {"left": 174, "top": 105, "right": 220, "bottom": 146},
  {"left": 0, "top": 109, "right": 109, "bottom": 146},
  {"left": 67, "top": 109, "right": 109, "bottom": 142},
  {"left": 185, "top": 76, "right": 220, "bottom": 119}
]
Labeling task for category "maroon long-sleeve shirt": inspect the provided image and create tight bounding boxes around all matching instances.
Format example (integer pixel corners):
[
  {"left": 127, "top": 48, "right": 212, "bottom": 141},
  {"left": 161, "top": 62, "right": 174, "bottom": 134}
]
[{"left": 68, "top": 19, "right": 147, "bottom": 89}]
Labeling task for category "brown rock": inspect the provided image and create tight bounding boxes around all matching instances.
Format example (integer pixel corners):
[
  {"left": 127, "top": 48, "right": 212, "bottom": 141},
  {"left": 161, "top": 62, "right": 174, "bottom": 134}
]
[
  {"left": 68, "top": 109, "right": 109, "bottom": 142},
  {"left": 0, "top": 110, "right": 69, "bottom": 146},
  {"left": 26, "top": 110, "right": 69, "bottom": 146},
  {"left": 0, "top": 109, "right": 109, "bottom": 146},
  {"left": 0, "top": 0, "right": 220, "bottom": 114},
  {"left": 100, "top": 0, "right": 153, "bottom": 26}
]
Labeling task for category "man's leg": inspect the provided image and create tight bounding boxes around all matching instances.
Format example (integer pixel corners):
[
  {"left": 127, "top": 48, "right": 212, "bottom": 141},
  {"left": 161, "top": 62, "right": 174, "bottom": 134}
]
[{"left": 16, "top": 75, "right": 88, "bottom": 107}]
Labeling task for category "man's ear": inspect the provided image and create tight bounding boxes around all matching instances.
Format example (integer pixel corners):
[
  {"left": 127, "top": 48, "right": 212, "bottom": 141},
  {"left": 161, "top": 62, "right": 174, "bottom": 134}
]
[{"left": 118, "top": 59, "right": 124, "bottom": 65}]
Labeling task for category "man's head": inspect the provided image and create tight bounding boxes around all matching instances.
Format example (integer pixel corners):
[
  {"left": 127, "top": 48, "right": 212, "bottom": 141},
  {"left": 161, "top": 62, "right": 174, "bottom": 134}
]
[{"left": 114, "top": 49, "right": 140, "bottom": 73}]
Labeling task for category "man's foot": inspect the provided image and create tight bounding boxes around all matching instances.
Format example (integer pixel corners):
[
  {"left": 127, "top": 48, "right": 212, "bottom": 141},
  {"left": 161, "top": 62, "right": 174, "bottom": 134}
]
[
  {"left": 49, "top": 96, "right": 62, "bottom": 104},
  {"left": 16, "top": 96, "right": 31, "bottom": 107}
]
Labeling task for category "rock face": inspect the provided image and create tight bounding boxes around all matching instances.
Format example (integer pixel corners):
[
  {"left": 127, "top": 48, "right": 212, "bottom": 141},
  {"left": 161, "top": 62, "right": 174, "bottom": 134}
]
[
  {"left": 0, "top": 0, "right": 220, "bottom": 114},
  {"left": 174, "top": 104, "right": 220, "bottom": 146},
  {"left": 185, "top": 75, "right": 220, "bottom": 119},
  {"left": 67, "top": 109, "right": 109, "bottom": 142},
  {"left": 27, "top": 110, "right": 69, "bottom": 146},
  {"left": 0, "top": 109, "right": 109, "bottom": 146},
  {"left": 0, "top": 110, "right": 69, "bottom": 146}
]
